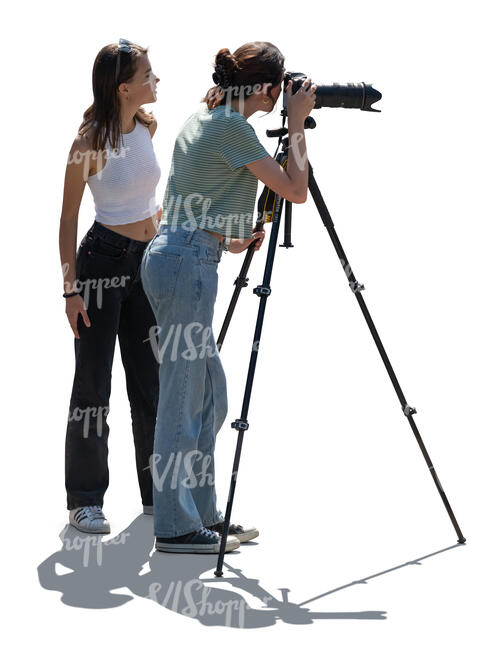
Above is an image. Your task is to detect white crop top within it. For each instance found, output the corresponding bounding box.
[86,119,161,226]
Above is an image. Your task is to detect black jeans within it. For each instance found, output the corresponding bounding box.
[65,220,159,510]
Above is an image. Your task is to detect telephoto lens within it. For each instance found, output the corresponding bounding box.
[285,71,382,112]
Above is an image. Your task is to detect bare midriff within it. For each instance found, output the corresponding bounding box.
[99,213,161,242]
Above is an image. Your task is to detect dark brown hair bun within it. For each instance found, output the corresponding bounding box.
[203,41,285,111]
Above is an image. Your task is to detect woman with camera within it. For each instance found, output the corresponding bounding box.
[59,39,161,533]
[140,41,317,553]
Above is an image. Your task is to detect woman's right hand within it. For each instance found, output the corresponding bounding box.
[66,294,91,339]
[285,77,317,122]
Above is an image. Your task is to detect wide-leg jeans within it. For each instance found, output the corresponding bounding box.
[65,220,159,510]
[140,223,228,537]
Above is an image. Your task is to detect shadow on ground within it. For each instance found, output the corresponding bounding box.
[37,514,462,627]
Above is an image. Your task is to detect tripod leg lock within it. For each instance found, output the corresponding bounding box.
[253,285,271,297]
[234,276,249,288]
[231,418,249,431]
[349,281,365,293]
[403,404,417,416]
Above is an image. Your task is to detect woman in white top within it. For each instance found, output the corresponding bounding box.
[59,39,161,534]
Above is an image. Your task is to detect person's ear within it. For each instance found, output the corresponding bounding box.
[117,82,129,100]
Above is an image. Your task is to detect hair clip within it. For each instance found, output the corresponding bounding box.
[118,38,133,53]
[212,64,230,89]
[115,38,134,83]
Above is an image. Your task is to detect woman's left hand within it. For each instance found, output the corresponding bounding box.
[228,227,266,254]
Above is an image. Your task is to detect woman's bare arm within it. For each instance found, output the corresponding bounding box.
[59,134,92,337]
[246,78,316,204]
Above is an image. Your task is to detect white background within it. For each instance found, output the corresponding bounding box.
[3,0,494,646]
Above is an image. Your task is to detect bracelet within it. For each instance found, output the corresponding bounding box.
[63,290,80,298]
[222,236,232,252]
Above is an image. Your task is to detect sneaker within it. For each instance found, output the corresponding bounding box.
[155,526,240,554]
[69,505,110,534]
[142,505,153,515]
[207,521,259,543]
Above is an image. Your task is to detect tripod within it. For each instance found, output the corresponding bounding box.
[214,118,466,578]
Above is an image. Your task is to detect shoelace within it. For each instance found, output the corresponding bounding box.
[199,527,219,541]
[77,505,105,521]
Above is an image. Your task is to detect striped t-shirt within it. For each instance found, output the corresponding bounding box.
[160,102,271,239]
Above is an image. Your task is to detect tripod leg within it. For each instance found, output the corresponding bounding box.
[217,211,267,352]
[308,162,465,544]
[217,253,253,353]
[215,200,285,577]
[214,430,246,576]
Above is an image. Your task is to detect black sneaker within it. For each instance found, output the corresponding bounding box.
[155,526,240,554]
[207,521,259,543]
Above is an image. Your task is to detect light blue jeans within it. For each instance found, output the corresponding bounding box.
[140,223,228,537]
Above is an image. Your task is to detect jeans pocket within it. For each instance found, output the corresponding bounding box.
[88,235,126,259]
[203,249,221,265]
[142,250,183,300]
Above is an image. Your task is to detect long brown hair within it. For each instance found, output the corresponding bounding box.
[202,41,285,113]
[78,42,154,152]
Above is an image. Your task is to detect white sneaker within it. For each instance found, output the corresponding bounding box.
[69,505,111,534]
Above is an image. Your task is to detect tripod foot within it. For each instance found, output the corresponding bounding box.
[457,537,466,544]
[214,570,224,577]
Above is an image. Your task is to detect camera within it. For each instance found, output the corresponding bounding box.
[284,71,382,112]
